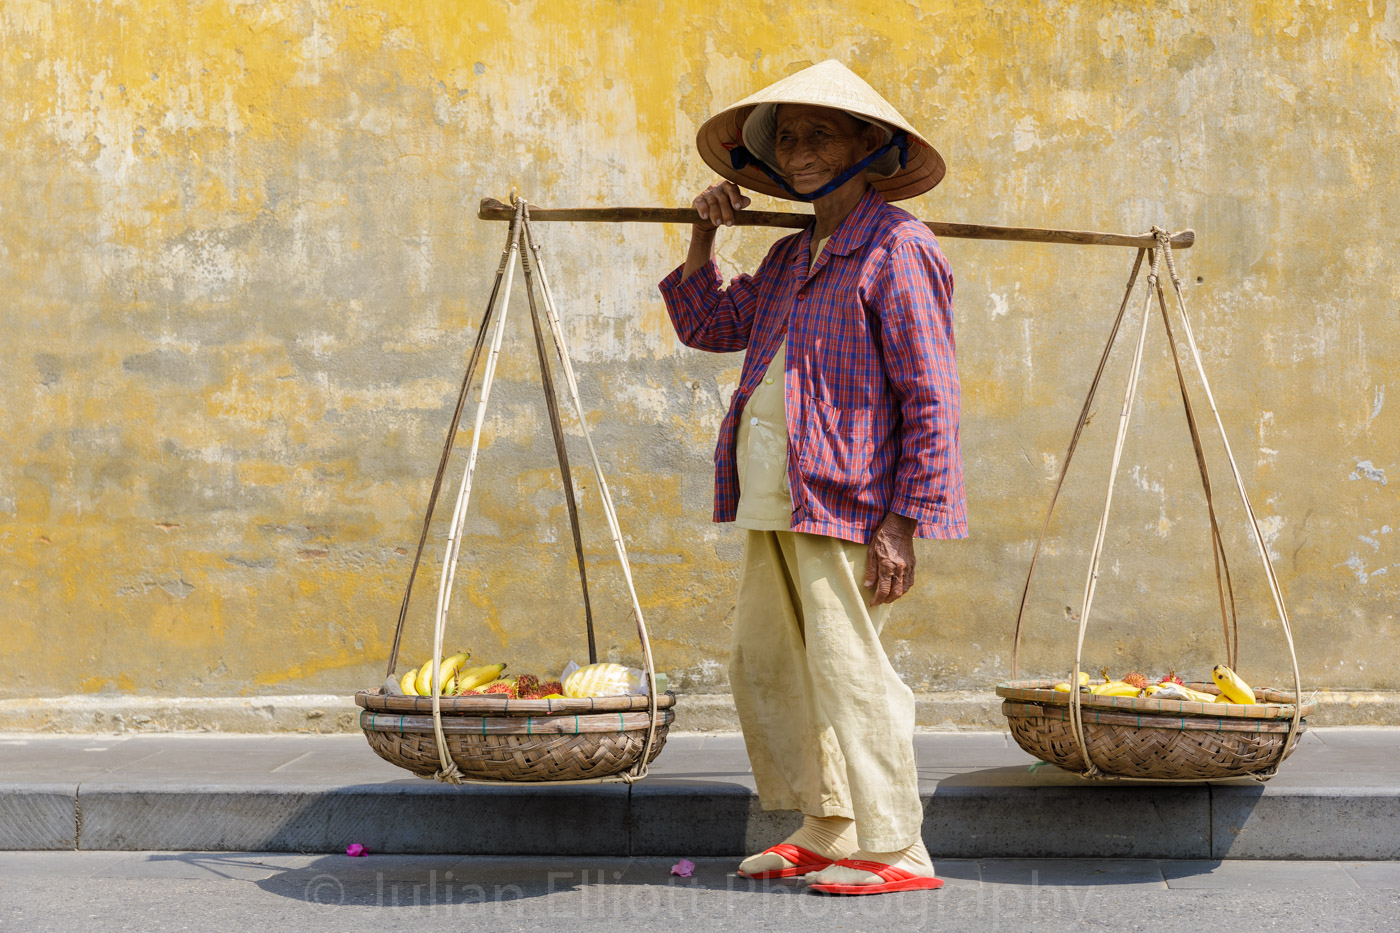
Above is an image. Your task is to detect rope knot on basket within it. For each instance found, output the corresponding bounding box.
[1151,225,1186,289]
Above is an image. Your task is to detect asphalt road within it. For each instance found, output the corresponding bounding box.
[2,852,1398,932]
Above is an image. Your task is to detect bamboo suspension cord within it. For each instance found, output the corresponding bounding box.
[1152,269,1239,671]
[1152,228,1303,775]
[384,213,516,680]
[1010,248,1145,679]
[427,200,525,783]
[477,198,1194,250]
[1065,248,1160,779]
[1010,229,1305,783]
[380,197,665,786]
[521,205,660,780]
[518,212,597,665]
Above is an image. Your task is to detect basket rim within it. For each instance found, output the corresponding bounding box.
[994,679,1316,720]
[355,687,676,716]
[360,707,674,736]
[1001,699,1307,735]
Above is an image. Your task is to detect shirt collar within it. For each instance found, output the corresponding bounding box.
[817,185,886,257]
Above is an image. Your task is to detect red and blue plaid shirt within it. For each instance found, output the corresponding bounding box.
[659,185,967,544]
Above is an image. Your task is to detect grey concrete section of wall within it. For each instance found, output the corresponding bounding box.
[630,785,802,858]
[0,784,76,850]
[2,689,1396,734]
[76,784,632,855]
[1209,728,1400,859]
[920,783,1212,860]
[628,735,795,857]
[1212,787,1400,860]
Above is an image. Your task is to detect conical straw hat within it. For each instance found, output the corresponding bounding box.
[695,60,945,202]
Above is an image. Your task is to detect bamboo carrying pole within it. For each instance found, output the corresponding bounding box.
[478,198,1194,250]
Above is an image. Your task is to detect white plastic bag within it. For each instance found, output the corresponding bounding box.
[557,658,649,694]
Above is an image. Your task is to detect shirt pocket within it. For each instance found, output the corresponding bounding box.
[797,396,875,493]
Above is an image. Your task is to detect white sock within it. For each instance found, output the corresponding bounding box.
[806,838,936,885]
[738,814,858,875]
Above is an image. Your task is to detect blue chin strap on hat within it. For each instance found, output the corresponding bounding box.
[729,131,910,202]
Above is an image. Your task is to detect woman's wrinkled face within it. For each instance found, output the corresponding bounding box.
[772,104,883,195]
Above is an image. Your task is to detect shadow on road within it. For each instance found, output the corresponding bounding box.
[250,854,832,907]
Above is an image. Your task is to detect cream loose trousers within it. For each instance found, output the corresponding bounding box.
[729,529,925,852]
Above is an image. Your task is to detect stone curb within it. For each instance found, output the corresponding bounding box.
[2,728,1398,859]
[0,778,1394,859]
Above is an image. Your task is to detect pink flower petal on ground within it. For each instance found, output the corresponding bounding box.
[345,843,367,857]
[670,858,695,877]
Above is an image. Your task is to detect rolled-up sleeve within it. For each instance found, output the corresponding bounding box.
[869,238,967,537]
[659,241,789,353]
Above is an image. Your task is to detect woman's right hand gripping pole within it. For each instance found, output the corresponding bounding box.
[683,181,752,281]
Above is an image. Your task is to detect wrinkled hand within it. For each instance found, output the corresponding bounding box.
[864,512,917,605]
[692,180,751,232]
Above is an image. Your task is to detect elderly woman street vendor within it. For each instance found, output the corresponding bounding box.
[657,60,967,896]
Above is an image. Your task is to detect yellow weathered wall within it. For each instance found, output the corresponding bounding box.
[1,1,1396,704]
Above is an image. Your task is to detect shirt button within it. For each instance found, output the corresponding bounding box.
[750,417,759,426]
[764,377,774,385]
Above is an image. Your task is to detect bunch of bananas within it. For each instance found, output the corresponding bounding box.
[389,651,507,697]
[385,651,569,699]
[1048,664,1257,704]
[384,656,659,701]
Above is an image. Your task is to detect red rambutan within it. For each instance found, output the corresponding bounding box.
[511,674,541,699]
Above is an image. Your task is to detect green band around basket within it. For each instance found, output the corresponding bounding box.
[1001,699,1306,734]
[358,708,672,736]
[993,679,1314,720]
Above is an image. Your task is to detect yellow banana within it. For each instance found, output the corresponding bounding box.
[455,663,507,693]
[415,650,471,696]
[399,670,420,696]
[1055,672,1089,691]
[1212,665,1256,704]
[1090,682,1142,697]
[443,652,474,694]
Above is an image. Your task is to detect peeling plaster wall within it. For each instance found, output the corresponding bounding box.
[1,1,1396,701]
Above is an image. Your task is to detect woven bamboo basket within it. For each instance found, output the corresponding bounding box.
[1003,237,1309,783]
[356,691,676,781]
[361,201,671,786]
[995,681,1315,779]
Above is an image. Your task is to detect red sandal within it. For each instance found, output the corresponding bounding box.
[807,857,945,895]
[736,843,839,879]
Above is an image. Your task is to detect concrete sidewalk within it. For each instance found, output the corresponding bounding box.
[2,728,1397,859]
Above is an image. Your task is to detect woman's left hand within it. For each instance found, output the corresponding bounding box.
[864,512,917,605]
